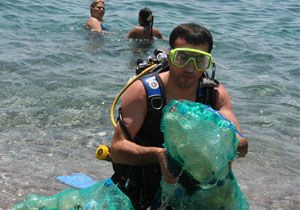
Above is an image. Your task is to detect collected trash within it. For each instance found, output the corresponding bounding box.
[160,100,249,209]
[12,178,134,210]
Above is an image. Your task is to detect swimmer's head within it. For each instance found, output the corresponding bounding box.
[138,7,153,26]
[90,0,105,19]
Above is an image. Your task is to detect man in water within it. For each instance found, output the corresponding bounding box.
[86,0,107,33]
[128,7,163,40]
[111,23,248,209]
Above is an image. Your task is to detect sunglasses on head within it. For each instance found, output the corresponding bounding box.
[169,48,213,72]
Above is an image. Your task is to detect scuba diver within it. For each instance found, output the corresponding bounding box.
[110,23,248,209]
[128,7,163,40]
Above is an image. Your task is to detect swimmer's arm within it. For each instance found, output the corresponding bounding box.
[153,28,163,39]
[86,18,103,33]
[216,85,248,157]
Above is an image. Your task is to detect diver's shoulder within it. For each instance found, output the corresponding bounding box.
[123,80,145,99]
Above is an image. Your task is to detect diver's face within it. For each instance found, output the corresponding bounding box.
[169,38,209,89]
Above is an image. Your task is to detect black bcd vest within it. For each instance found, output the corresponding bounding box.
[112,73,219,209]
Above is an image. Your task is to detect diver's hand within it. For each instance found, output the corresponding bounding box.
[237,136,248,157]
[157,148,177,183]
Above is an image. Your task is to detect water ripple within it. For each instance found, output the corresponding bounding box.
[0,0,300,209]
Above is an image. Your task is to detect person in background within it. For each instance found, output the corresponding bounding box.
[111,23,248,209]
[128,7,163,40]
[86,0,108,32]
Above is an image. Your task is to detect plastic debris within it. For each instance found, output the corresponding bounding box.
[160,100,249,210]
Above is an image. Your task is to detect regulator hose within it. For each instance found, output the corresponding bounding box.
[110,64,158,127]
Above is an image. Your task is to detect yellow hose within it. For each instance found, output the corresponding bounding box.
[110,64,158,127]
[96,64,159,161]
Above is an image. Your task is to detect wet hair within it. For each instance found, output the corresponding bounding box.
[169,23,213,53]
[139,7,153,26]
[139,7,154,38]
[90,0,104,14]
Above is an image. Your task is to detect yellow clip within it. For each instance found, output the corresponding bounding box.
[95,145,110,161]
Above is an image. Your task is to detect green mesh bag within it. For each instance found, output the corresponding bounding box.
[160,100,249,210]
[12,179,134,210]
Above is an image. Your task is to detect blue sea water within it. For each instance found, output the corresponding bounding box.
[0,0,299,209]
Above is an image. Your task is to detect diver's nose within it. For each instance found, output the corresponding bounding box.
[183,60,196,73]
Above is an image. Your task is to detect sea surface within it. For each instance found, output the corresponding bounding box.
[0,0,299,209]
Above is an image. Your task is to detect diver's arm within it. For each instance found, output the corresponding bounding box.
[110,80,176,183]
[110,81,162,163]
[110,80,153,164]
[215,84,248,157]
[111,123,163,164]
[111,124,176,183]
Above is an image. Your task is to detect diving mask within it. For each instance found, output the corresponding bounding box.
[169,48,213,72]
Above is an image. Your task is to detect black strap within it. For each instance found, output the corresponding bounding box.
[141,74,166,112]
[197,77,219,109]
[117,108,132,140]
